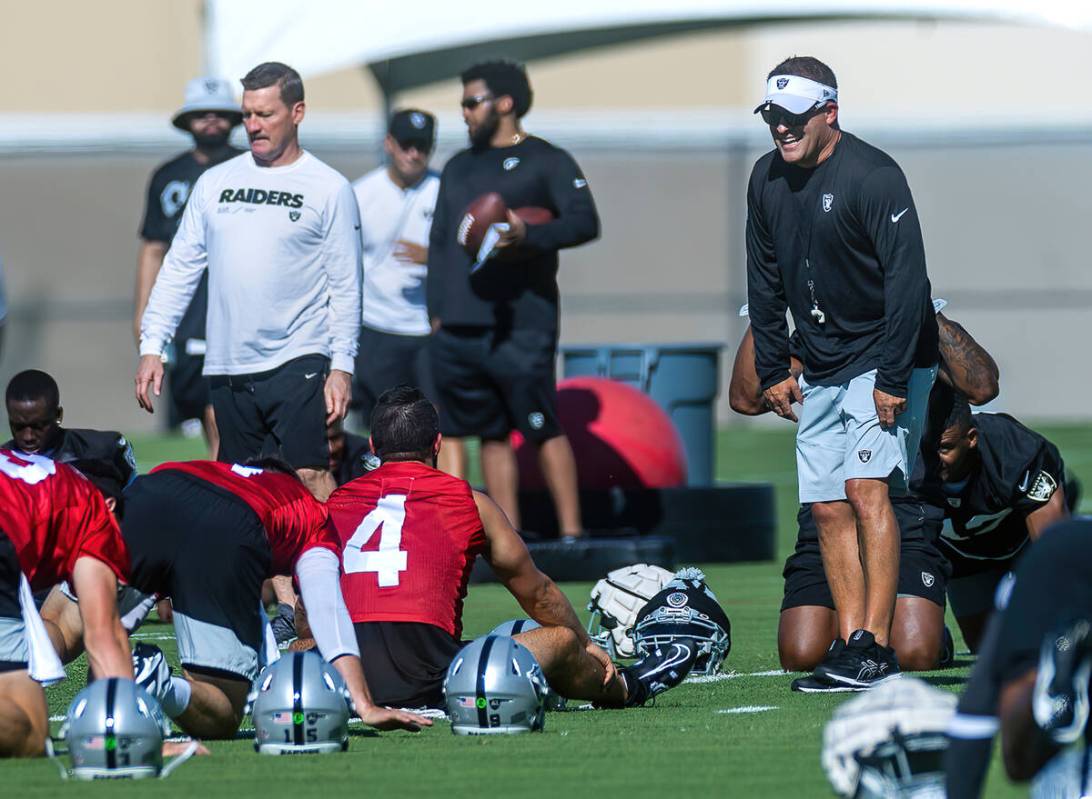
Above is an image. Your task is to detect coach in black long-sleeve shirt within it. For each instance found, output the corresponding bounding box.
[427,60,598,538]
[744,57,939,694]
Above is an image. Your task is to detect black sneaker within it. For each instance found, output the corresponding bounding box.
[621,638,700,706]
[790,673,862,693]
[814,629,901,689]
[270,603,296,646]
[132,642,172,703]
[1032,619,1092,744]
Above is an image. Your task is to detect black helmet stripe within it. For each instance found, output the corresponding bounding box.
[512,620,527,634]
[104,677,118,770]
[292,652,305,746]
[476,635,497,728]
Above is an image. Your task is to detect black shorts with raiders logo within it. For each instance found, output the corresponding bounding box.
[430,325,561,443]
[781,498,950,611]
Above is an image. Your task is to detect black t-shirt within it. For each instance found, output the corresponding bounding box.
[426,136,599,332]
[2,427,137,486]
[746,132,938,397]
[915,412,1065,561]
[140,148,243,343]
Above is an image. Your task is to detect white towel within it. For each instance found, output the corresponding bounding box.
[19,574,65,685]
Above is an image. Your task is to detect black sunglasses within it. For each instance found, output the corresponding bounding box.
[395,139,432,153]
[461,93,493,110]
[759,103,827,128]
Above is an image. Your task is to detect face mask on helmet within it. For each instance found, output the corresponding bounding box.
[248,650,351,755]
[54,677,196,780]
[822,677,956,799]
[586,563,675,659]
[443,635,547,735]
[487,619,565,710]
[631,568,732,676]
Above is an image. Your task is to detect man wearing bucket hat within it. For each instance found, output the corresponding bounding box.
[745,56,939,692]
[133,77,244,455]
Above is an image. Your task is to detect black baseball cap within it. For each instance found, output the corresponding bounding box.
[388,109,436,150]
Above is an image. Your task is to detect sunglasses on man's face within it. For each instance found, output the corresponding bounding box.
[460,94,493,110]
[760,104,826,129]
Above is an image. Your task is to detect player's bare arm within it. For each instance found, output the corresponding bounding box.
[763,375,804,423]
[1025,485,1068,541]
[134,241,168,343]
[730,325,803,416]
[999,668,1058,781]
[936,312,1000,405]
[70,556,133,680]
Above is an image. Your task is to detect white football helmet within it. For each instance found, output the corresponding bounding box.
[822,677,956,798]
[587,563,674,659]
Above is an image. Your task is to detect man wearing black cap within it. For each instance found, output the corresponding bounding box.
[745,56,939,692]
[133,77,244,455]
[351,113,441,418]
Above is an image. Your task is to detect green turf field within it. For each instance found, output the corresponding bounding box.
[7,423,1090,796]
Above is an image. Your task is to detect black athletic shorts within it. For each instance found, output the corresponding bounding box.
[0,530,27,672]
[430,325,561,443]
[209,354,329,469]
[124,471,272,680]
[352,325,437,428]
[354,621,464,709]
[781,499,950,612]
[167,340,210,424]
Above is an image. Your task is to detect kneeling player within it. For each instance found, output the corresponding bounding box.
[328,386,698,710]
[45,457,429,739]
[0,450,133,757]
[779,499,950,674]
[916,390,1072,652]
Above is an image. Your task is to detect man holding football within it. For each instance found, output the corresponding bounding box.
[426,59,598,536]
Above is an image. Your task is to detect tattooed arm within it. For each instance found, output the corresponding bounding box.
[936,312,1000,405]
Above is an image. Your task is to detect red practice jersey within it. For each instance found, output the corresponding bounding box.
[152,461,339,574]
[0,449,128,590]
[328,461,485,638]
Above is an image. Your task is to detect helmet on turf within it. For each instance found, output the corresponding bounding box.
[443,635,547,735]
[822,677,956,798]
[59,678,169,780]
[587,563,675,659]
[249,650,351,755]
[631,567,731,676]
[488,619,566,711]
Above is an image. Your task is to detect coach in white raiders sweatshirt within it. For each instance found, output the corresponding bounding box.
[136,62,361,501]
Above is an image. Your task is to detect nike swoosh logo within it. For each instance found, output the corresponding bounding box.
[1018,471,1031,492]
[304,372,319,380]
[891,208,909,223]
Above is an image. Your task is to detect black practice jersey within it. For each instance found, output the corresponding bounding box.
[426,136,599,332]
[2,427,137,486]
[915,413,1065,562]
[746,132,938,397]
[945,520,1092,798]
[139,147,243,343]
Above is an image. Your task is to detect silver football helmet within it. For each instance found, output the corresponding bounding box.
[587,563,675,659]
[822,677,956,799]
[59,678,169,780]
[443,635,547,735]
[631,568,731,676]
[488,619,566,711]
[249,650,351,755]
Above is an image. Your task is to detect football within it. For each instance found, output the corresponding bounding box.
[457,192,508,257]
[457,193,555,258]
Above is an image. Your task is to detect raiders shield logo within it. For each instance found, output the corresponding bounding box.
[822,193,834,213]
[858,449,872,464]
[921,572,935,588]
[1026,470,1058,502]
[289,211,301,222]
[776,77,789,90]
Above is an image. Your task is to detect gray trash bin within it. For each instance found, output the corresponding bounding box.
[561,343,723,486]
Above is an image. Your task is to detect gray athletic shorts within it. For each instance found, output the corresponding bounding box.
[796,366,937,504]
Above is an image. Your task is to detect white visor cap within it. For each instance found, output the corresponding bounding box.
[755,75,838,115]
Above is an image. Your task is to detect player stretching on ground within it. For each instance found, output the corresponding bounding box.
[746,56,939,690]
[44,458,429,739]
[326,386,697,709]
[0,450,133,757]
